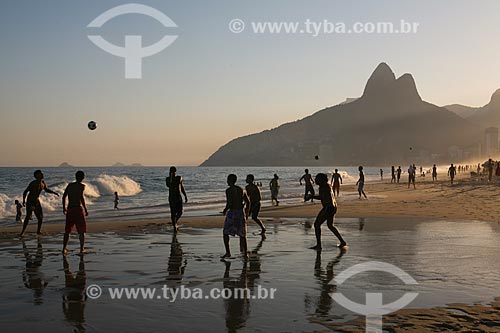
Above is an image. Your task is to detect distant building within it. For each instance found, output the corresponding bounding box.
[484,127,499,157]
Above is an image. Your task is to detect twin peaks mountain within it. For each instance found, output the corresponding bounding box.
[201,63,482,166]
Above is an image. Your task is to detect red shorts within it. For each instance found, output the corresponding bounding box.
[65,207,86,234]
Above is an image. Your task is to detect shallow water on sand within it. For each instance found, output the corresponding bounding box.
[1,218,500,332]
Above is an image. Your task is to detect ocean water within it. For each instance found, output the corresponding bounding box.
[0,166,385,225]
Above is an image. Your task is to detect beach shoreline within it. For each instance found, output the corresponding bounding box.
[2,172,498,239]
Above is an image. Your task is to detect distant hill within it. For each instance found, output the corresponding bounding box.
[444,89,500,127]
[58,162,74,168]
[112,162,126,167]
[201,63,481,166]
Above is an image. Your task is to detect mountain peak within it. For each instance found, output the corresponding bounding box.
[362,62,396,97]
[490,88,500,107]
[393,73,421,102]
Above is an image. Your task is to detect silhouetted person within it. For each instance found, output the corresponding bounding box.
[20,170,59,237]
[331,169,342,197]
[62,256,87,331]
[245,174,266,234]
[397,166,402,183]
[62,171,89,255]
[488,159,494,182]
[477,163,481,176]
[357,166,367,199]
[310,173,347,250]
[448,163,457,185]
[22,239,47,305]
[166,166,188,232]
[380,168,383,181]
[221,174,250,260]
[269,174,280,206]
[432,164,437,182]
[300,169,315,202]
[15,199,23,223]
[113,192,119,210]
[391,166,396,183]
[408,164,416,189]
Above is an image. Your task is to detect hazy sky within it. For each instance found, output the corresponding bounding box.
[1,0,500,166]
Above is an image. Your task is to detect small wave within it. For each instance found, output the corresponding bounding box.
[94,174,142,196]
[0,193,16,219]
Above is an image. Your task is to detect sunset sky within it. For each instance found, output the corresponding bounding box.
[1,0,500,166]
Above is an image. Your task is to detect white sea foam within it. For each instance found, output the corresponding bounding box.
[94,174,142,196]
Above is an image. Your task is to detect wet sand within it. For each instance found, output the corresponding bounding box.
[2,218,500,332]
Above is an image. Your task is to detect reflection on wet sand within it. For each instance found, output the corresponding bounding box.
[167,233,186,287]
[223,235,266,333]
[306,248,346,317]
[22,239,47,305]
[62,256,87,332]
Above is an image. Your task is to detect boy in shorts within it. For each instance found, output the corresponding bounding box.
[62,171,88,255]
[221,174,250,260]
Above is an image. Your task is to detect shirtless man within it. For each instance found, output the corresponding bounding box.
[245,174,266,235]
[331,169,342,197]
[166,167,188,232]
[300,169,315,202]
[20,170,59,237]
[62,171,88,255]
[310,173,347,250]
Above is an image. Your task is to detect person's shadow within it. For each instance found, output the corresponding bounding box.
[22,239,47,305]
[62,256,87,332]
[166,233,186,287]
[222,235,266,332]
[306,248,346,317]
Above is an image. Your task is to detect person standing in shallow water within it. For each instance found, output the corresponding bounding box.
[397,166,402,183]
[62,171,88,255]
[245,174,266,235]
[113,192,119,210]
[20,170,59,237]
[166,167,188,232]
[269,174,280,206]
[356,166,367,199]
[331,169,342,197]
[310,173,347,250]
[221,174,250,260]
[300,169,315,202]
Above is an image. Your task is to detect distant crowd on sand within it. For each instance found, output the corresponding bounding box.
[13,159,499,258]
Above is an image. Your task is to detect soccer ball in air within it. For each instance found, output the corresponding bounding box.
[88,121,97,130]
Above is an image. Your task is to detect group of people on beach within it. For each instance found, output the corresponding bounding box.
[17,166,349,258]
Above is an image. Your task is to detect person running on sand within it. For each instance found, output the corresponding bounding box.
[20,170,59,237]
[300,169,315,202]
[166,166,188,232]
[269,174,280,206]
[245,174,266,235]
[221,174,250,260]
[113,192,119,210]
[62,171,88,255]
[448,164,457,185]
[331,169,342,197]
[15,200,23,223]
[432,164,438,182]
[309,173,347,250]
[356,166,367,199]
[397,166,402,183]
